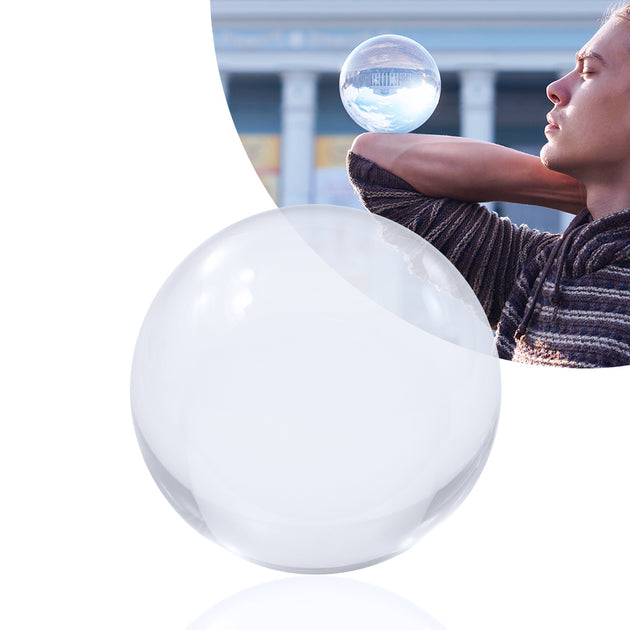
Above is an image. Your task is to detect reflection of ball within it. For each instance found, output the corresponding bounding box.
[131,204,500,574]
[187,578,446,630]
[339,34,441,133]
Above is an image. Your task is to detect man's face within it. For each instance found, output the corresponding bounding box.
[540,17,630,184]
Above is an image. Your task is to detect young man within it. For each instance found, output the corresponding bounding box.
[347,5,630,368]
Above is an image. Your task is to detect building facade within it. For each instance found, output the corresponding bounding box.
[211,0,612,232]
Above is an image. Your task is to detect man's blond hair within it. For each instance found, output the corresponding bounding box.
[605,2,630,23]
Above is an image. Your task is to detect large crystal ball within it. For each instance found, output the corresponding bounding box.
[130,204,500,573]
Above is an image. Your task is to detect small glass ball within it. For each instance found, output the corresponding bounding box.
[339,34,441,133]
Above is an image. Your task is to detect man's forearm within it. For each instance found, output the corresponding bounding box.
[350,133,586,214]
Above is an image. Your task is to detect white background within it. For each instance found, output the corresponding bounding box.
[1,2,629,629]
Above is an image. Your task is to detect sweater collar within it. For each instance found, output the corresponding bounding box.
[515,207,630,340]
[566,207,630,277]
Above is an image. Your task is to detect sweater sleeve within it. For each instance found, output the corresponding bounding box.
[347,150,557,328]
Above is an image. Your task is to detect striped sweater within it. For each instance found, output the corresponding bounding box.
[347,151,630,368]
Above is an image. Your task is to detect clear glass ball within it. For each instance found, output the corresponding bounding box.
[130,204,500,573]
[339,34,441,133]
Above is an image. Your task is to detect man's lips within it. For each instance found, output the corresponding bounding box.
[545,114,560,134]
[545,114,560,132]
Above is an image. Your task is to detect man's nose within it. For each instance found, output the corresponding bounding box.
[546,74,570,105]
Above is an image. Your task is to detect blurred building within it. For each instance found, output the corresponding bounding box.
[211,0,611,232]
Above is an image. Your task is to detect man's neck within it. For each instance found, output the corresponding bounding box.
[585,184,630,221]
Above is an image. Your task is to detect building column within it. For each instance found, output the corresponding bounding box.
[280,71,317,206]
[459,70,497,210]
[459,69,497,143]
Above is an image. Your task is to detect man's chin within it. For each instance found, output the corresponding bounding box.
[540,143,553,168]
[540,144,567,174]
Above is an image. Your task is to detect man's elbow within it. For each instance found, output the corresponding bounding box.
[349,132,421,175]
[350,132,380,159]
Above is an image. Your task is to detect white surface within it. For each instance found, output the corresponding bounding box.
[1,1,629,629]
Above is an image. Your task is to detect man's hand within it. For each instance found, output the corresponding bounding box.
[351,133,586,214]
